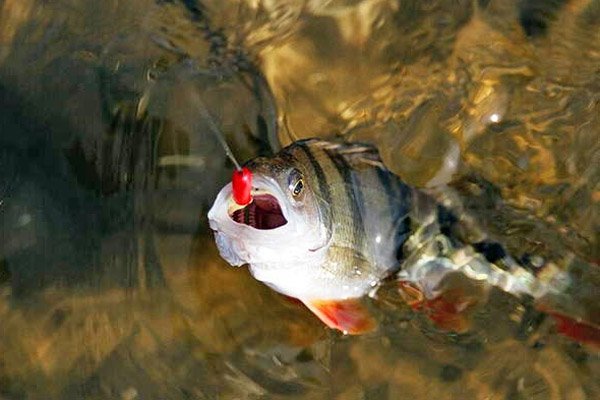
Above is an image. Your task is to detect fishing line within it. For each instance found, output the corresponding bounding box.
[193,93,242,171]
[281,96,299,143]
[191,91,253,205]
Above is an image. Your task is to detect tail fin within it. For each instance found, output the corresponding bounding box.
[398,235,600,346]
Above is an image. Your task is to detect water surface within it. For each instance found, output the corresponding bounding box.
[0,1,598,399]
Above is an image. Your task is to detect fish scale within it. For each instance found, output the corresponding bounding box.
[297,142,357,254]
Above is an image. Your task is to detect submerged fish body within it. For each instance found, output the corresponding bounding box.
[208,139,578,335]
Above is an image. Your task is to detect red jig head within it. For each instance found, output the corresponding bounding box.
[232,167,253,205]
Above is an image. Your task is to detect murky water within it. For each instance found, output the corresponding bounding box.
[0,0,598,399]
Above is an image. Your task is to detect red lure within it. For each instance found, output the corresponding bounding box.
[232,167,253,205]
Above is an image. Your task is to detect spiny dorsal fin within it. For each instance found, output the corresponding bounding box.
[306,139,386,171]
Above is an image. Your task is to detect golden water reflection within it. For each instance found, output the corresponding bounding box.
[0,0,598,399]
[2,234,598,398]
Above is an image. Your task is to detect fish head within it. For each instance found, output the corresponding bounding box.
[207,147,332,280]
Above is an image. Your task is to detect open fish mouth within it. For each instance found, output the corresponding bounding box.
[229,194,287,230]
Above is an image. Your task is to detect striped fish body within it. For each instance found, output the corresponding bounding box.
[258,139,414,293]
[208,139,588,338]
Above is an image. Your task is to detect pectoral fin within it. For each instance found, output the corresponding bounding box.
[398,280,480,333]
[420,289,479,333]
[303,298,376,335]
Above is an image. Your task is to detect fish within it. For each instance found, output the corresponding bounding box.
[207,139,597,339]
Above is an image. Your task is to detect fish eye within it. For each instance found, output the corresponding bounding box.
[292,179,304,197]
[288,169,304,197]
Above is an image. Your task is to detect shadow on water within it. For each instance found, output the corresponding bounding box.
[0,0,599,399]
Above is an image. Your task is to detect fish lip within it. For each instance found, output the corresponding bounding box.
[208,175,292,235]
[229,175,289,230]
[228,192,288,230]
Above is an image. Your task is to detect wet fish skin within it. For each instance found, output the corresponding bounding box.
[208,139,577,335]
[276,141,406,283]
[261,139,414,285]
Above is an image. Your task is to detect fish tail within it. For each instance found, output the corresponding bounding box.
[398,238,555,302]
[467,240,571,299]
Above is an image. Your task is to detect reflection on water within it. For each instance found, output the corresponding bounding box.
[0,0,598,399]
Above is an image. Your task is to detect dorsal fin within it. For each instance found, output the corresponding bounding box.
[300,139,385,170]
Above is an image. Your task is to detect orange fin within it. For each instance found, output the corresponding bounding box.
[303,298,376,335]
[421,290,476,333]
[548,312,600,348]
[398,280,425,307]
[398,280,478,333]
